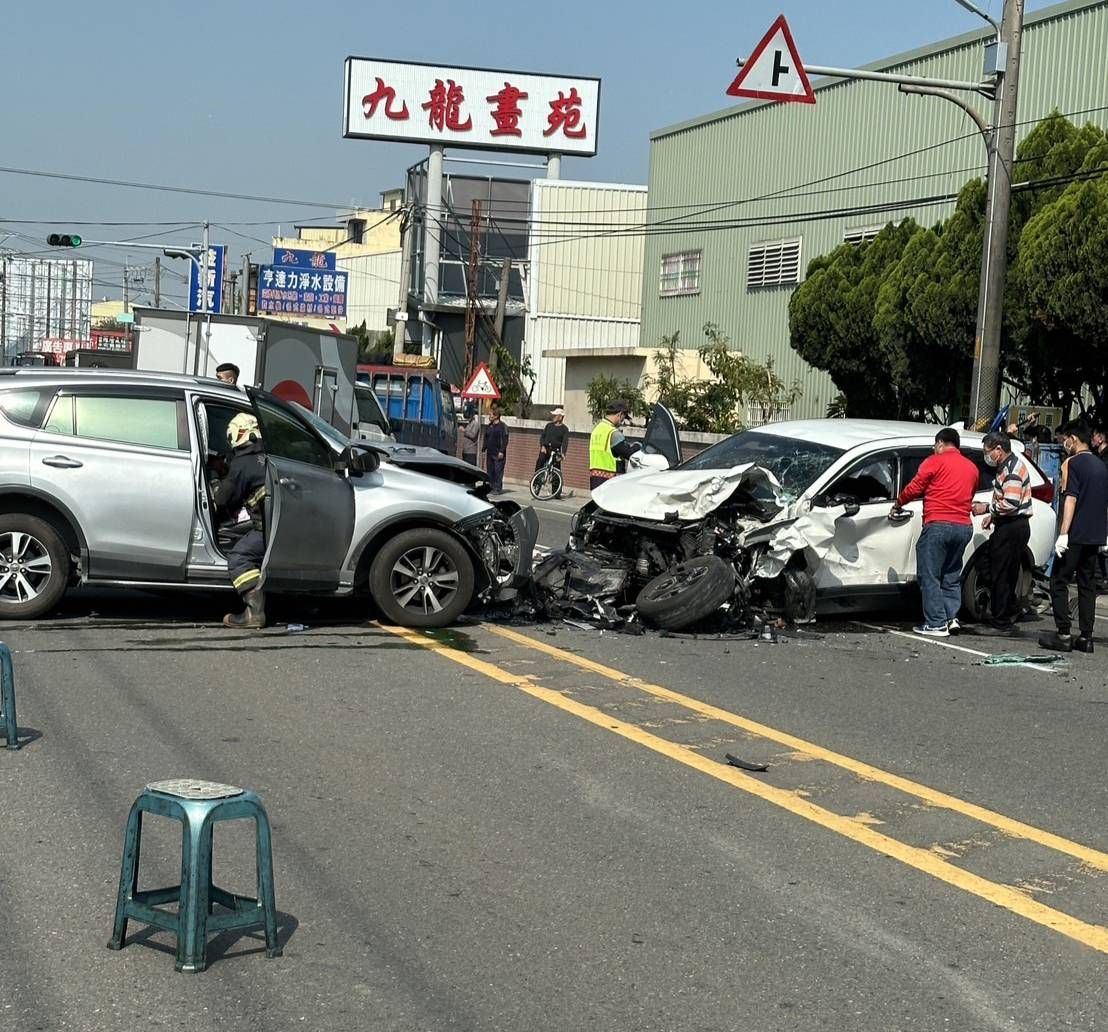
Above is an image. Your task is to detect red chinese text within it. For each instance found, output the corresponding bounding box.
[543,87,587,139]
[486,82,528,137]
[422,79,473,132]
[362,77,410,121]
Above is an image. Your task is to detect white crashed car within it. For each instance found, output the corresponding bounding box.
[569,408,1056,628]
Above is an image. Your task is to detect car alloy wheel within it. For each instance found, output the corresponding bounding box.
[0,531,54,606]
[390,545,461,615]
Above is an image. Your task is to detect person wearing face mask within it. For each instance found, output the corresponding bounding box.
[1039,420,1108,653]
[970,431,1032,635]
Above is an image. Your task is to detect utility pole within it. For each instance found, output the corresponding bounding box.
[0,256,7,359]
[967,0,1024,428]
[123,264,130,314]
[393,209,414,359]
[462,198,482,383]
[154,256,161,308]
[421,144,444,359]
[489,257,512,378]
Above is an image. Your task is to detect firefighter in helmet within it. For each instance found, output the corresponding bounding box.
[214,412,268,629]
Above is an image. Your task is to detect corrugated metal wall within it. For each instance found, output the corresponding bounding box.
[525,180,647,406]
[641,0,1108,419]
[339,250,402,333]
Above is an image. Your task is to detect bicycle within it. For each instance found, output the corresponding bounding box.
[529,449,564,500]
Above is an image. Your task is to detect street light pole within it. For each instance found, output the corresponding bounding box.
[967,0,1024,428]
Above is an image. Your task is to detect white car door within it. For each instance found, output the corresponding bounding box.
[810,449,916,595]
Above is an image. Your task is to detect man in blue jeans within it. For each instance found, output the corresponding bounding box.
[894,427,980,637]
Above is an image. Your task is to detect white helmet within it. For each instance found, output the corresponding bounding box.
[226,412,261,450]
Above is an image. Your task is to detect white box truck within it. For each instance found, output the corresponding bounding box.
[130,308,360,435]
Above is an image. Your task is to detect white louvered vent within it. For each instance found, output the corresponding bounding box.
[746,238,801,288]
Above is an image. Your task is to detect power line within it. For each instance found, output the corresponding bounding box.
[0,164,369,210]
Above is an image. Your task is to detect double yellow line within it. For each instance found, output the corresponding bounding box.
[380,622,1108,955]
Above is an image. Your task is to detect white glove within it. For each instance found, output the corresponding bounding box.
[1054,533,1069,558]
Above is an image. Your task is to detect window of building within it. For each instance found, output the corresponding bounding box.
[843,225,883,246]
[348,219,366,244]
[746,238,802,289]
[659,250,702,296]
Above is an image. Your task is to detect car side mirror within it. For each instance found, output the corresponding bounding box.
[841,501,861,518]
[343,445,380,475]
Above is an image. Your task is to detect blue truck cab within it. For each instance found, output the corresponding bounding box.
[357,364,459,455]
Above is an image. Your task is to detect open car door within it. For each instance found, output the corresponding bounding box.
[641,403,682,469]
[250,392,355,592]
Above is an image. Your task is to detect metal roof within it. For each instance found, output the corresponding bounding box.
[651,0,1108,141]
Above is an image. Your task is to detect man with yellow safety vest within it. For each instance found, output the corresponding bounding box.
[589,400,641,492]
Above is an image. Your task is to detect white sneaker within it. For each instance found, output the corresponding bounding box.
[913,624,950,638]
[947,618,961,634]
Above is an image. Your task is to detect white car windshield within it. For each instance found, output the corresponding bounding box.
[681,430,845,497]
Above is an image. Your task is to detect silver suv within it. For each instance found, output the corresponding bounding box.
[0,368,536,627]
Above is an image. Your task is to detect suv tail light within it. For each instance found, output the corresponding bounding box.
[1031,481,1054,505]
[1024,454,1055,505]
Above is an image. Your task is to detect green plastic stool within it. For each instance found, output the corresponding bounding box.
[0,642,19,750]
[108,778,281,973]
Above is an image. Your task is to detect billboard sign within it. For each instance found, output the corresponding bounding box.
[189,245,225,314]
[257,265,348,319]
[343,58,600,156]
[273,247,337,272]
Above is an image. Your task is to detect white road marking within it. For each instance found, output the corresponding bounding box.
[854,622,1057,673]
[534,505,574,518]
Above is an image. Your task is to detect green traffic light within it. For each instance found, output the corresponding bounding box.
[46,233,82,247]
[70,234,82,247]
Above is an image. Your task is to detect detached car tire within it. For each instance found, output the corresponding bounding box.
[636,556,736,631]
[0,514,70,620]
[370,527,476,629]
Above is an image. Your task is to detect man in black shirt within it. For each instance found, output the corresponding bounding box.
[1040,420,1108,653]
[535,407,569,472]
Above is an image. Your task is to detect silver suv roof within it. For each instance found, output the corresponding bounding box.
[0,367,244,398]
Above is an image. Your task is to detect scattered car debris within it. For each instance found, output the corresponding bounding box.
[980,653,1068,667]
[725,754,769,772]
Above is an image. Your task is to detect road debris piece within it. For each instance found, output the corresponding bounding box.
[980,653,1068,667]
[725,754,769,772]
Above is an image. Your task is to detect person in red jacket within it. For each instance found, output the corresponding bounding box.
[893,427,980,637]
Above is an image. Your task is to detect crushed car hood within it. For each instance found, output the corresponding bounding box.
[592,464,783,521]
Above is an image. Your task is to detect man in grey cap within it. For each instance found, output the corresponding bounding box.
[535,406,570,472]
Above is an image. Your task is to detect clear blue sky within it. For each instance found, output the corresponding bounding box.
[1,0,1052,302]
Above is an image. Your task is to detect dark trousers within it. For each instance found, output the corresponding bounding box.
[228,529,265,596]
[486,455,505,492]
[462,451,478,468]
[535,451,562,472]
[988,517,1030,626]
[1051,542,1099,638]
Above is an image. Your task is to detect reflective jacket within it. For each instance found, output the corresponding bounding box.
[589,420,618,473]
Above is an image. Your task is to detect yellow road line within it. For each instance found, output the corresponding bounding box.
[381,623,1108,956]
[485,624,1108,874]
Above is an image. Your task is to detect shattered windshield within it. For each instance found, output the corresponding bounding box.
[680,431,845,498]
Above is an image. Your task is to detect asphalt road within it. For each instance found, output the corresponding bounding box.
[1,505,1105,1032]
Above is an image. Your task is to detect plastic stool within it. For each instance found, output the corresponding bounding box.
[108,778,281,973]
[0,642,18,750]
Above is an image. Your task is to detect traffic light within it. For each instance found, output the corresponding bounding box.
[47,233,82,247]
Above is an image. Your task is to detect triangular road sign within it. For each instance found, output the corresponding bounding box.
[461,362,501,400]
[727,14,815,105]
